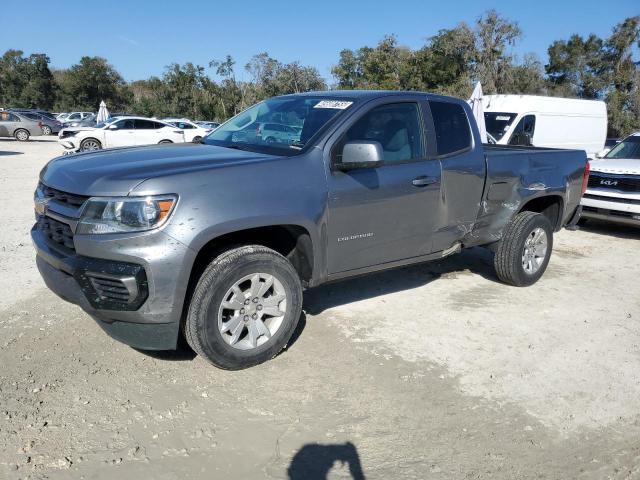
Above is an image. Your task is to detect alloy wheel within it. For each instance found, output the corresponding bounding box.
[217,273,287,350]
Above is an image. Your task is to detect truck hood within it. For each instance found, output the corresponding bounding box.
[590,158,640,176]
[40,143,276,196]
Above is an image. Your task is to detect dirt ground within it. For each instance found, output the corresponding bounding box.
[1,137,639,480]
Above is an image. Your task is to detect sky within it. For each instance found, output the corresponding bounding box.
[1,0,638,83]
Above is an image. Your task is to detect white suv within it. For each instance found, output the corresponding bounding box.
[58,117,186,153]
[581,132,640,227]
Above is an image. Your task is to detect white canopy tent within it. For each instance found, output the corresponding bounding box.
[468,82,488,144]
[96,100,110,124]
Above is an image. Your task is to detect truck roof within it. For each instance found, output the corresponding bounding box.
[282,90,461,102]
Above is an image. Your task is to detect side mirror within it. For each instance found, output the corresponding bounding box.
[510,132,532,147]
[335,141,384,171]
[107,124,118,130]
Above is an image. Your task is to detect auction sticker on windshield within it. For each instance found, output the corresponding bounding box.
[314,100,353,109]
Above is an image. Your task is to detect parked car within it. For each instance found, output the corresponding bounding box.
[231,122,301,145]
[16,111,63,135]
[483,95,607,159]
[58,116,185,152]
[66,113,98,128]
[33,91,588,369]
[56,113,70,122]
[163,118,212,142]
[580,132,640,227]
[61,112,94,126]
[0,111,43,140]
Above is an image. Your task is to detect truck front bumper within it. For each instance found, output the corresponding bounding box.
[31,225,196,350]
[581,192,640,227]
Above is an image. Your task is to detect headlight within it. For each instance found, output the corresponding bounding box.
[77,195,177,234]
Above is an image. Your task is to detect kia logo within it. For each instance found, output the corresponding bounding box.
[600,179,618,186]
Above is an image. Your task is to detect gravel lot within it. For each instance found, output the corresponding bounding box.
[1,138,639,479]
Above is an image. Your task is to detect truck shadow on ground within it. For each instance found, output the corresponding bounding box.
[579,220,640,240]
[303,246,496,315]
[287,442,365,480]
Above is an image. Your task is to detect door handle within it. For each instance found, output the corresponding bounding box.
[412,176,436,187]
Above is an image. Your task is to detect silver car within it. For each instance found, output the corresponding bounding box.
[0,111,43,141]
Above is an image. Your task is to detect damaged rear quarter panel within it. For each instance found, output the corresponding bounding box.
[465,147,586,246]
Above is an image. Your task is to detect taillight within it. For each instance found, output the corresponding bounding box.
[38,121,43,128]
[256,124,262,136]
[581,160,590,195]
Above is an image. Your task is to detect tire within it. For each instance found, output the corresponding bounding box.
[494,211,553,287]
[14,129,29,141]
[192,136,202,143]
[265,136,276,145]
[185,245,303,370]
[80,138,102,151]
[41,125,52,136]
[159,140,173,144]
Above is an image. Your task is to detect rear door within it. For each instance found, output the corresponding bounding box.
[134,119,163,145]
[325,98,442,273]
[428,100,486,252]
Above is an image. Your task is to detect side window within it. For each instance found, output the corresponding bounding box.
[134,119,156,129]
[0,112,15,122]
[115,119,134,129]
[336,103,424,163]
[508,115,536,145]
[429,101,472,156]
[179,122,193,129]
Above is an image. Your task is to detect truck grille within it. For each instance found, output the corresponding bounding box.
[40,183,88,207]
[37,216,75,251]
[587,173,640,193]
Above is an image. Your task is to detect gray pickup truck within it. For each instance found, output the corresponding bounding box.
[32,91,588,369]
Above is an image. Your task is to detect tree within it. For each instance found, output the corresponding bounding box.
[546,34,607,98]
[603,16,640,136]
[474,10,522,94]
[0,50,55,109]
[55,56,132,111]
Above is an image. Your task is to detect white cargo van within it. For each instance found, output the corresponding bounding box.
[483,95,607,159]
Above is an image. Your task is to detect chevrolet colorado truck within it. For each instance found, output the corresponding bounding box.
[581,132,640,226]
[32,91,589,369]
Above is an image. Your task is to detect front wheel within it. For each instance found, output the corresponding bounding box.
[494,211,553,287]
[80,138,102,151]
[14,129,29,141]
[185,245,303,370]
[158,140,173,144]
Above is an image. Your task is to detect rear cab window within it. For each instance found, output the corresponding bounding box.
[429,101,472,156]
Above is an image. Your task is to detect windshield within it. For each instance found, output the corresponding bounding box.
[605,136,640,159]
[484,112,517,141]
[204,96,355,155]
[95,117,118,129]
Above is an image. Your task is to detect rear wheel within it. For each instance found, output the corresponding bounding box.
[494,211,553,287]
[14,129,29,141]
[192,136,202,143]
[80,138,102,151]
[41,125,52,136]
[185,245,303,370]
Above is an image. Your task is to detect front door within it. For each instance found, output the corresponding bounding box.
[105,119,136,147]
[326,101,442,274]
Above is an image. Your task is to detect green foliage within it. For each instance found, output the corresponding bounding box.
[55,56,131,111]
[1,11,638,137]
[0,50,55,109]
